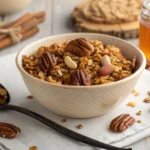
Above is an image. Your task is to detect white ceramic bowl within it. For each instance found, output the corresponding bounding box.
[16,33,146,118]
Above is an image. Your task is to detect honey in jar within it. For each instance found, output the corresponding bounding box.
[140,0,150,60]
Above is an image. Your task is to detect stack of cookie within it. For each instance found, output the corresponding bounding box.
[72,0,142,38]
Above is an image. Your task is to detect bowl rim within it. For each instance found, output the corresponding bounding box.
[16,33,146,89]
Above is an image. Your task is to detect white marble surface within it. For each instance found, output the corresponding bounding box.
[0,0,149,149]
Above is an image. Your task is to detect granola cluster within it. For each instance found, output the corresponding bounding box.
[22,38,136,86]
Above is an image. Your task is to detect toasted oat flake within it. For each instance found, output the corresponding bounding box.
[27,95,33,99]
[61,119,67,123]
[137,120,142,123]
[77,124,83,129]
[136,111,142,116]
[29,146,37,150]
[127,102,136,107]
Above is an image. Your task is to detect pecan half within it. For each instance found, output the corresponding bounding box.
[39,52,57,71]
[0,123,21,139]
[66,38,94,57]
[130,56,137,71]
[70,69,91,86]
[110,114,135,132]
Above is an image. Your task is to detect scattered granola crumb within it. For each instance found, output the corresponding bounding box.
[135,92,140,96]
[77,124,83,129]
[137,120,142,123]
[136,111,142,116]
[127,102,136,107]
[148,91,150,96]
[27,95,33,99]
[61,119,67,123]
[143,97,150,103]
[131,89,136,94]
[29,146,37,150]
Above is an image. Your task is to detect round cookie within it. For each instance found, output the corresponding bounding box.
[72,0,142,38]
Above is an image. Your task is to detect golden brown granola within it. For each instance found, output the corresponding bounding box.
[76,124,83,129]
[61,119,67,123]
[0,88,7,104]
[26,95,33,99]
[22,39,135,85]
[29,146,37,150]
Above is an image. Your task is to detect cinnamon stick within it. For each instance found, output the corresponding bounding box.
[33,11,45,19]
[33,11,46,24]
[20,18,38,33]
[0,27,39,49]
[0,13,33,40]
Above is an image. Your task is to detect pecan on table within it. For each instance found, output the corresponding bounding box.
[70,69,91,86]
[0,123,21,139]
[39,52,57,71]
[65,38,94,57]
[110,114,135,132]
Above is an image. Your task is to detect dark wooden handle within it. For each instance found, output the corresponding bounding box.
[0,104,132,150]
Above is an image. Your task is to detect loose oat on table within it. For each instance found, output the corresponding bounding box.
[61,119,67,123]
[135,92,140,97]
[22,38,136,86]
[136,111,142,116]
[0,87,7,104]
[26,95,33,99]
[29,146,37,150]
[131,89,136,94]
[137,120,142,123]
[77,124,83,129]
[127,102,136,107]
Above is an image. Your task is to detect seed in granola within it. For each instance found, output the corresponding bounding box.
[127,102,136,107]
[97,65,113,77]
[27,95,33,99]
[136,111,142,116]
[61,119,67,123]
[101,55,111,66]
[29,146,37,150]
[137,120,142,123]
[88,59,93,66]
[64,56,77,69]
[58,70,63,76]
[143,97,150,103]
[77,124,83,129]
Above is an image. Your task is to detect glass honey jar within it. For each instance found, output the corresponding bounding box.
[139,0,150,60]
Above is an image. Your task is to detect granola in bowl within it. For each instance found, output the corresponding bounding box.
[22,38,136,86]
